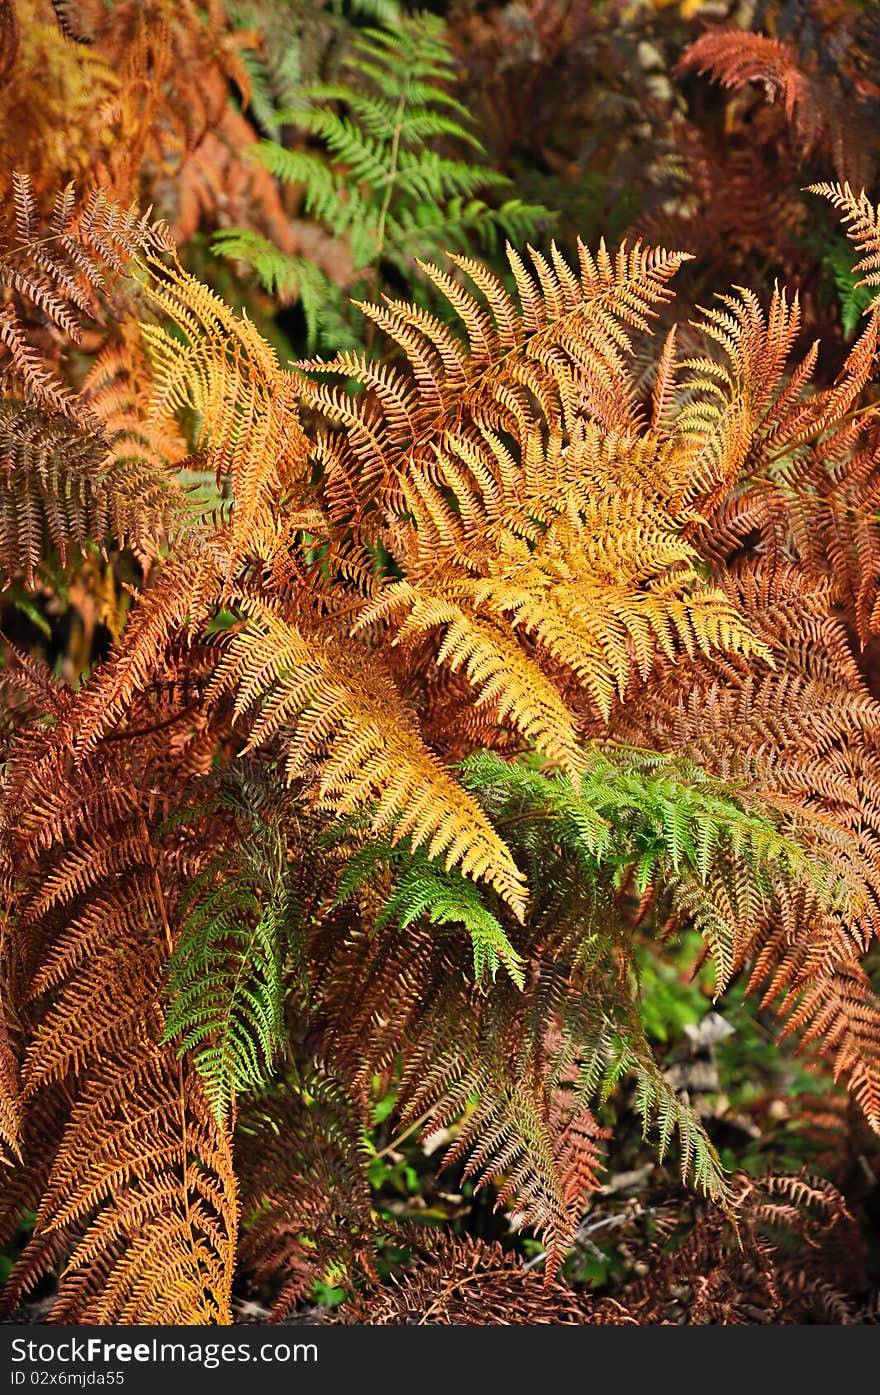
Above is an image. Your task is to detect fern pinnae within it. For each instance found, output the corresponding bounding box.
[218,14,549,347]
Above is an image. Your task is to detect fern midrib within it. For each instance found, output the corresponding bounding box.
[373,74,412,271]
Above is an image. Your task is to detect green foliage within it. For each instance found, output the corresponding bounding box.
[229,0,404,142]
[462,748,838,989]
[164,793,298,1123]
[818,229,875,335]
[635,943,708,1045]
[336,743,840,996]
[216,13,550,349]
[335,835,525,987]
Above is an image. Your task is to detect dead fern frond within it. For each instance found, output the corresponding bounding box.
[334,1235,629,1324]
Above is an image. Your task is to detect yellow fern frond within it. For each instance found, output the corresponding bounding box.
[372,422,770,724]
[205,602,528,917]
[137,252,308,559]
[809,182,880,293]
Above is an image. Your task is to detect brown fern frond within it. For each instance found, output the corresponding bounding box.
[597,562,880,1126]
[0,643,237,1322]
[334,1235,629,1324]
[768,954,880,1132]
[680,33,823,158]
[680,31,872,187]
[0,400,184,586]
[64,549,221,756]
[0,175,171,421]
[622,1171,866,1325]
[0,2,263,243]
[236,1066,376,1320]
[4,175,880,1325]
[311,916,619,1275]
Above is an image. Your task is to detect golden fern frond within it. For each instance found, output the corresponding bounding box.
[362,420,770,731]
[374,591,585,776]
[302,241,769,751]
[136,251,308,558]
[809,182,880,294]
[30,1049,237,1325]
[0,650,238,1323]
[0,911,20,1161]
[205,600,527,916]
[676,285,827,509]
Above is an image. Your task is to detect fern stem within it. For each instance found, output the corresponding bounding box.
[372,1102,438,1160]
[374,80,410,270]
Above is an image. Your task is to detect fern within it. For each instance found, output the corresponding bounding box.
[228,0,404,142]
[819,232,875,336]
[335,835,525,987]
[216,13,549,348]
[463,749,840,911]
[582,1016,728,1201]
[321,738,846,1235]
[809,182,880,301]
[4,176,880,1320]
[164,815,295,1125]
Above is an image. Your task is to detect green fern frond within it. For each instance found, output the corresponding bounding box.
[164,824,296,1124]
[585,1022,728,1200]
[336,836,525,987]
[210,230,355,352]
[216,13,550,346]
[820,233,875,336]
[461,748,845,992]
[463,748,831,881]
[331,740,841,999]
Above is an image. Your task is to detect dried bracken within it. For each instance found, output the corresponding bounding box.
[2,170,880,1323]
